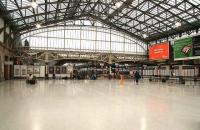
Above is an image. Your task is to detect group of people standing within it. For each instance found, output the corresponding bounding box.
[26,74,36,84]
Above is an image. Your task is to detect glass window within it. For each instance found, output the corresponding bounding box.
[21,20,147,54]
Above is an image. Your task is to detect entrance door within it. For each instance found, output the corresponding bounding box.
[4,56,9,80]
[0,55,2,80]
[4,65,9,80]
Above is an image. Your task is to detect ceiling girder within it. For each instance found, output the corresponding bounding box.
[105,0,134,21]
[89,14,145,42]
[1,0,200,42]
[146,21,200,42]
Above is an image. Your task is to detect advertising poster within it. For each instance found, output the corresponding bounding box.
[27,66,33,74]
[56,67,61,74]
[22,69,26,75]
[15,69,20,76]
[49,67,54,74]
[174,37,193,60]
[62,67,67,74]
[192,35,200,56]
[149,42,169,60]
[34,67,40,74]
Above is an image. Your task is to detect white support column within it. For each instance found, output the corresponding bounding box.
[109,54,112,75]
[95,26,97,52]
[154,66,158,76]
[179,65,183,77]
[165,65,170,76]
[45,64,48,75]
[195,66,199,77]
[109,27,112,53]
[45,52,49,63]
[64,26,66,51]
[80,26,82,51]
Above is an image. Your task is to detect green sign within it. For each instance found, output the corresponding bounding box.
[174,37,193,60]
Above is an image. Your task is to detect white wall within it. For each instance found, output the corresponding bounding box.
[40,66,45,77]
[27,65,33,75]
[21,65,27,77]
[14,65,46,78]
[33,66,40,77]
[14,65,21,77]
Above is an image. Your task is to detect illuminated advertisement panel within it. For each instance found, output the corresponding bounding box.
[192,35,200,56]
[174,37,193,60]
[149,42,169,60]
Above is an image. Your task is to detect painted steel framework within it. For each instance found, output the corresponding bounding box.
[15,49,147,64]
[0,0,200,42]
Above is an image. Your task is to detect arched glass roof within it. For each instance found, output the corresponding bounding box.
[21,19,146,54]
[0,0,200,42]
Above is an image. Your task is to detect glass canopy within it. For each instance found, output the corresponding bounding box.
[21,20,146,54]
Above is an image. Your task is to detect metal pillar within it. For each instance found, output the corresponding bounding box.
[108,54,112,75]
[44,52,49,63]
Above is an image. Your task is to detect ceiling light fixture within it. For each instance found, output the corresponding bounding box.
[143,34,148,38]
[175,22,181,28]
[30,1,38,8]
[115,2,122,8]
[36,24,41,28]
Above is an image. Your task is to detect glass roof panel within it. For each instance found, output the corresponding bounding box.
[188,0,200,5]
[168,0,184,6]
[1,0,200,42]
[12,11,21,19]
[139,1,155,12]
[170,8,182,14]
[187,18,197,22]
[6,0,17,10]
[178,2,192,9]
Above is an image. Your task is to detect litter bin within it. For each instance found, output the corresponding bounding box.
[45,74,49,80]
[179,77,185,84]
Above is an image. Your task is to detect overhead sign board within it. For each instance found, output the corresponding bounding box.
[149,42,169,61]
[174,36,200,60]
[174,37,193,60]
[192,35,200,56]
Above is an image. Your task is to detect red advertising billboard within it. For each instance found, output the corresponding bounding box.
[149,42,169,60]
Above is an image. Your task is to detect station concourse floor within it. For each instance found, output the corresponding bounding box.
[0,79,200,130]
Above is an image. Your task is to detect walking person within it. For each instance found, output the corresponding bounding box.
[134,71,141,85]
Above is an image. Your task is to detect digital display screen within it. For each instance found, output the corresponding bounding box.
[149,42,169,61]
[174,37,193,60]
[193,35,200,56]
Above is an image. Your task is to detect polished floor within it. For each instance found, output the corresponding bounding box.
[0,79,200,130]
